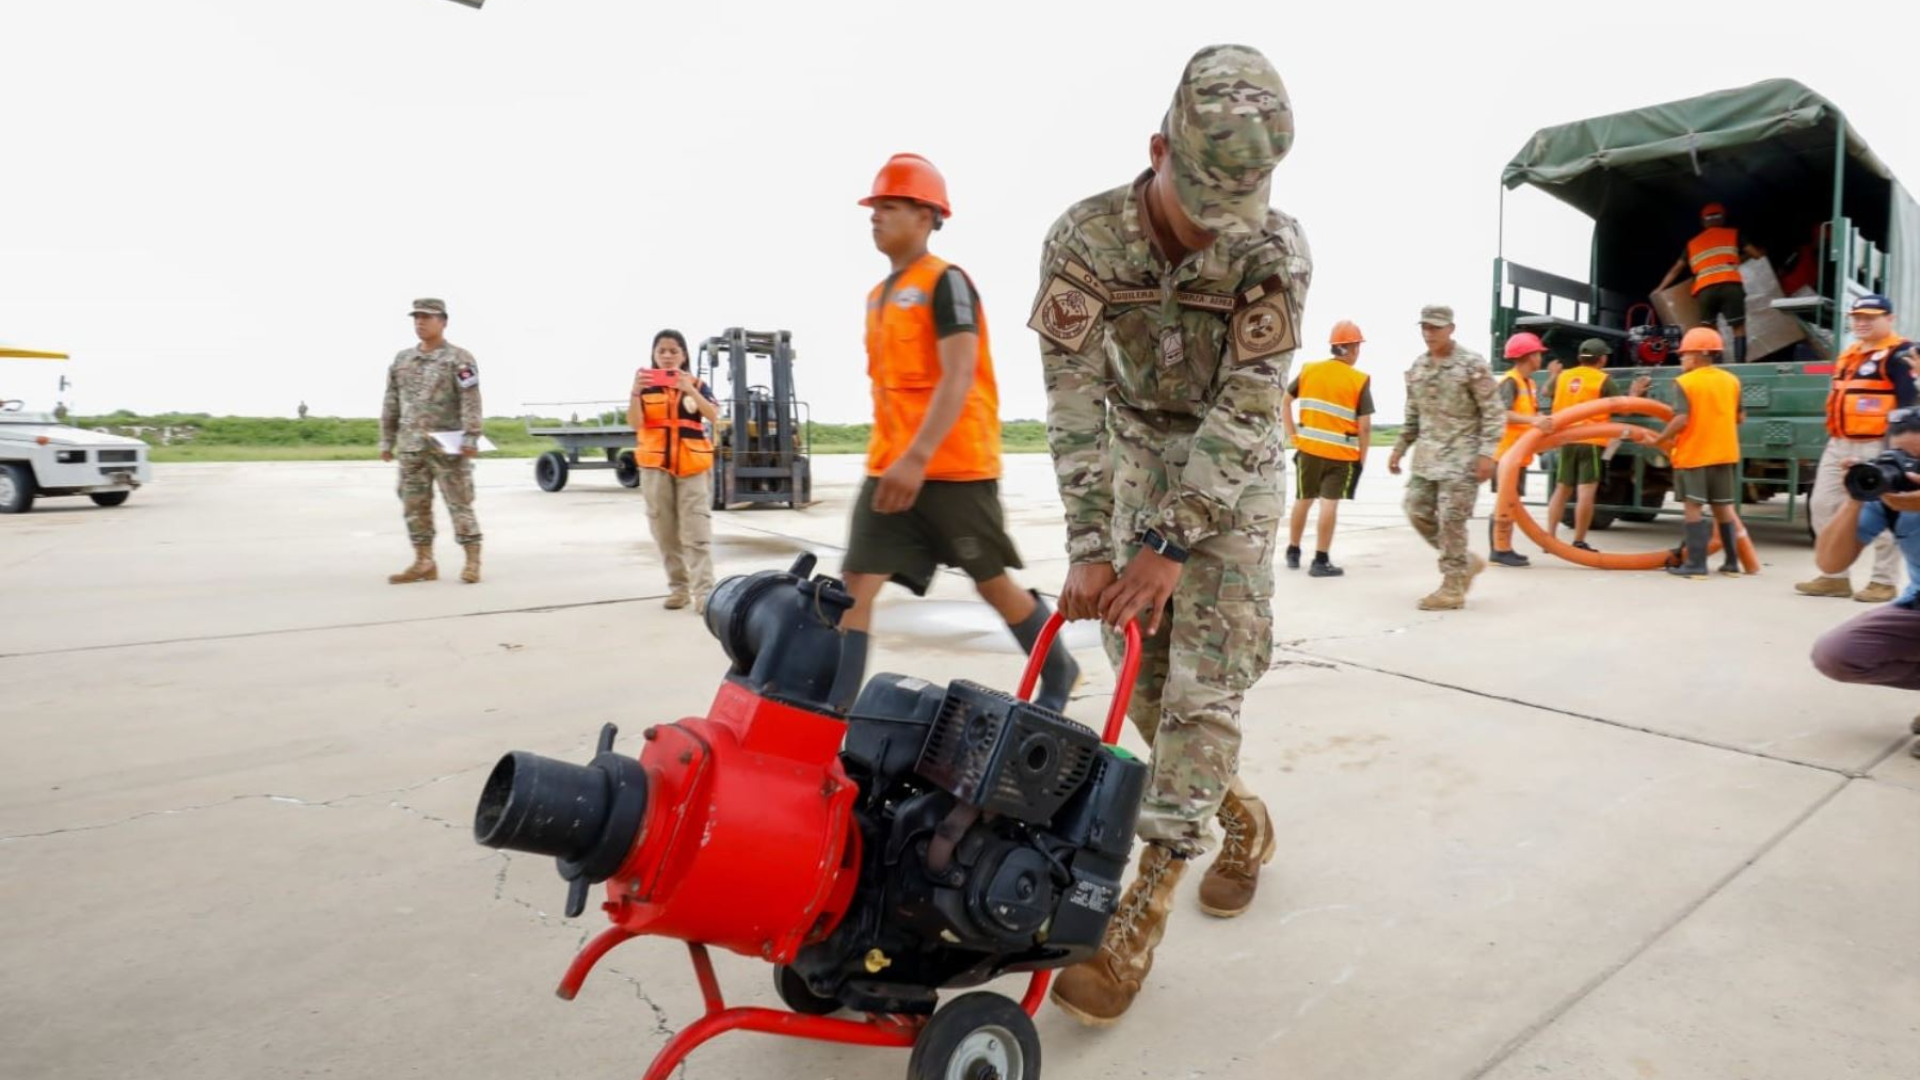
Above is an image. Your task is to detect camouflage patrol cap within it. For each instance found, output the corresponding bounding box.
[1578,337,1612,359]
[1418,304,1455,327]
[409,298,447,317]
[1164,44,1292,236]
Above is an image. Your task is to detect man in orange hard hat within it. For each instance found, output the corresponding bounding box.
[830,153,1080,714]
[1281,320,1373,576]
[1653,327,1747,577]
[1655,203,1765,363]
[1489,331,1554,567]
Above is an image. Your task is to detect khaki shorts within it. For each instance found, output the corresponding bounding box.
[844,477,1023,595]
[1675,463,1738,504]
[1295,451,1362,501]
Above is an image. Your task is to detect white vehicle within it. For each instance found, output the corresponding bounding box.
[0,347,152,514]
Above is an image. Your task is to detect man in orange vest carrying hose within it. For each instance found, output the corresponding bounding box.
[1655,202,1765,363]
[1281,320,1373,577]
[1489,332,1553,567]
[1653,327,1747,577]
[830,153,1080,714]
[1797,293,1918,603]
[1542,339,1650,551]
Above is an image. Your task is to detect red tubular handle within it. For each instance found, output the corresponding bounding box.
[1015,611,1142,746]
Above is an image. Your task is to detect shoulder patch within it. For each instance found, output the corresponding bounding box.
[1230,274,1297,364]
[456,364,479,390]
[1029,260,1107,352]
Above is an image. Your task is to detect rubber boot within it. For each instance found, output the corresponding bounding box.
[388,544,437,584]
[1009,591,1081,712]
[1050,844,1188,1027]
[1417,575,1468,611]
[1667,521,1711,578]
[1197,789,1276,918]
[1717,523,1742,576]
[1489,517,1530,567]
[460,543,482,584]
[828,630,870,713]
[1733,335,1748,364]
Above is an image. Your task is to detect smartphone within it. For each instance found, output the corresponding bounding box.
[642,368,679,389]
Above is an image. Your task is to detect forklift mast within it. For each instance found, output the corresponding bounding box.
[699,328,813,510]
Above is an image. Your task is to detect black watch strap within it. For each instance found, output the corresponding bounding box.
[1140,528,1190,563]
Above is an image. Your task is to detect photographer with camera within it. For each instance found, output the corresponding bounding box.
[629,329,720,613]
[1797,294,1917,603]
[1810,405,1920,757]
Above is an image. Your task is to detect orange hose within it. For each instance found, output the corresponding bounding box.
[1494,396,1761,573]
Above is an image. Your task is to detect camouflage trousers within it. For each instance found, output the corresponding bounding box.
[1403,475,1478,577]
[397,450,480,546]
[1101,442,1279,858]
[640,467,714,599]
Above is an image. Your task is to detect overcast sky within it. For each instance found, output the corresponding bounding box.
[3,1,1916,425]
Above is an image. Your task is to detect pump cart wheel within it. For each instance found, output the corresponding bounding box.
[89,491,131,507]
[535,450,570,492]
[772,965,840,1016]
[615,451,641,488]
[906,992,1040,1080]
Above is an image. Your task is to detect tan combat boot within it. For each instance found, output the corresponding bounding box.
[1050,844,1187,1027]
[388,544,437,584]
[1197,791,1276,918]
[1855,582,1897,603]
[1795,575,1852,598]
[1417,575,1468,611]
[460,543,482,584]
[663,592,691,610]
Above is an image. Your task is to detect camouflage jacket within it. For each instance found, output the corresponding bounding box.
[1033,172,1312,564]
[1391,346,1502,481]
[380,343,483,455]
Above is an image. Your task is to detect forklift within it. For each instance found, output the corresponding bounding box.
[699,327,813,510]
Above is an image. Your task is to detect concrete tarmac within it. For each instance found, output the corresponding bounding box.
[2,451,1915,1080]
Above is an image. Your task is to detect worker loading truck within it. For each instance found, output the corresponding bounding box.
[1490,79,1920,554]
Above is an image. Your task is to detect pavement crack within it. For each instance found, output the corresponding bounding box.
[0,792,331,843]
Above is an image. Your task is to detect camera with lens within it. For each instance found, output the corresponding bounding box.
[1843,449,1920,501]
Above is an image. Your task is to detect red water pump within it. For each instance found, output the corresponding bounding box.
[474,555,1144,1080]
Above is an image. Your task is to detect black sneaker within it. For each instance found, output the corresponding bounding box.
[1572,540,1597,552]
[1489,550,1531,568]
[1309,561,1344,578]
[1285,546,1301,570]
[1718,562,1742,577]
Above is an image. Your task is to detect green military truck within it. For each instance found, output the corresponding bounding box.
[1493,78,1919,530]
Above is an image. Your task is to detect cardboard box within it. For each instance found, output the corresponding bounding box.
[1650,259,1809,362]
[1650,281,1700,331]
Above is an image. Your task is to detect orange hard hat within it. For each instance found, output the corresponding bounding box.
[859,153,951,216]
[1503,331,1547,359]
[1328,320,1364,346]
[1680,326,1725,353]
[1700,202,1727,219]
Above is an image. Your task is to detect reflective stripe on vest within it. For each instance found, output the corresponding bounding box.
[1672,365,1743,468]
[635,386,714,477]
[1552,365,1612,446]
[863,253,1001,480]
[1295,358,1367,462]
[1826,339,1906,439]
[1496,369,1539,462]
[1687,227,1744,294]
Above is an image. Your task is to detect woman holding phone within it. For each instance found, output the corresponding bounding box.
[629,329,720,611]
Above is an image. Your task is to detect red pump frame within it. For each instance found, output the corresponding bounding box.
[558,614,1142,1080]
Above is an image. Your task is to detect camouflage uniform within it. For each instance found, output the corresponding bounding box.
[380,338,484,547]
[1034,45,1309,858]
[1393,318,1502,577]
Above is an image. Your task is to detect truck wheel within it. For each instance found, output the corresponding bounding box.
[773,966,839,1016]
[1618,511,1657,524]
[89,491,131,507]
[615,451,641,489]
[907,993,1039,1080]
[1560,506,1616,531]
[535,450,570,492]
[0,463,34,514]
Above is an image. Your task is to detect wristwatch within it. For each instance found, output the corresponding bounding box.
[1138,528,1190,563]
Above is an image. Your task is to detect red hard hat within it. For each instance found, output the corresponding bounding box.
[1328,319,1364,346]
[859,153,952,216]
[1700,202,1727,219]
[1503,331,1547,359]
[1680,326,1725,353]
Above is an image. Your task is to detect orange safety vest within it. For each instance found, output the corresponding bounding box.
[1672,365,1743,468]
[864,253,1001,480]
[1687,227,1744,294]
[1552,364,1612,446]
[1496,368,1539,464]
[1293,359,1368,462]
[633,383,714,478]
[1825,337,1909,439]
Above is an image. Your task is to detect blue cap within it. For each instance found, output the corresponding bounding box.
[1851,293,1894,316]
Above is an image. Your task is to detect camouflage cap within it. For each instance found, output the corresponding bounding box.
[1164,44,1292,236]
[1578,337,1612,359]
[410,298,447,317]
[1418,304,1454,327]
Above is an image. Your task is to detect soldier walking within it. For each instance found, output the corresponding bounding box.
[379,298,484,584]
[1032,44,1309,1026]
[1387,305,1503,610]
